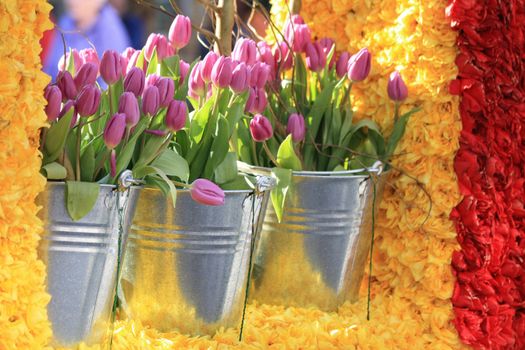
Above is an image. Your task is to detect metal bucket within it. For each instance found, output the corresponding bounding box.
[246,164,387,311]
[120,180,272,336]
[37,182,140,347]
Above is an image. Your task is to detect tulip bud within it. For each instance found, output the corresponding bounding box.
[123,67,145,97]
[44,85,62,122]
[319,37,335,68]
[188,64,207,99]
[285,22,311,53]
[274,42,293,72]
[58,100,75,121]
[58,49,82,73]
[230,62,250,93]
[336,51,350,78]
[211,56,234,88]
[142,86,160,116]
[232,38,257,65]
[286,113,306,142]
[126,50,148,73]
[122,47,137,60]
[144,33,173,62]
[154,77,175,107]
[250,114,273,142]
[75,85,101,117]
[110,149,117,177]
[57,71,78,100]
[79,48,99,69]
[289,14,305,25]
[145,74,161,89]
[179,60,190,85]
[347,48,371,82]
[120,56,129,77]
[305,42,326,72]
[387,71,408,102]
[165,99,187,132]
[257,41,276,79]
[249,62,270,89]
[118,92,140,127]
[103,113,126,149]
[245,87,268,114]
[190,179,225,206]
[100,50,122,85]
[74,63,98,90]
[169,15,191,49]
[200,51,218,83]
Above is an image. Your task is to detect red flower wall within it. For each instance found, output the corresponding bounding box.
[447,0,525,349]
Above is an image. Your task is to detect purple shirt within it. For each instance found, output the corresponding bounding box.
[44,5,131,80]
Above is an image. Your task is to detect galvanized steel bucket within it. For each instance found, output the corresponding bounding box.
[37,182,140,347]
[244,163,387,311]
[119,178,272,336]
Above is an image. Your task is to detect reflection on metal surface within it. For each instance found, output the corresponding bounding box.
[250,170,388,311]
[120,186,270,336]
[37,182,140,347]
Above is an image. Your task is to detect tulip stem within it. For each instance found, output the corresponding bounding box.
[75,119,84,181]
[108,84,115,115]
[251,139,259,166]
[394,102,400,124]
[263,142,278,167]
[170,180,191,189]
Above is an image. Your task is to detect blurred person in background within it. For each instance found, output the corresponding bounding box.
[43,0,130,79]
[109,0,146,49]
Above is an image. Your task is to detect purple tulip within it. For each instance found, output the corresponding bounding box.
[126,50,148,73]
[123,67,145,97]
[100,50,122,85]
[57,71,77,101]
[286,113,306,142]
[336,51,351,78]
[257,41,276,79]
[142,86,160,116]
[200,51,218,83]
[285,21,311,53]
[249,62,270,89]
[165,100,187,132]
[118,92,140,127]
[250,114,273,142]
[289,14,305,25]
[103,113,126,149]
[319,37,335,68]
[274,42,293,72]
[189,64,207,99]
[190,179,225,206]
[44,85,62,121]
[230,62,250,93]
[58,49,81,73]
[245,87,268,114]
[79,48,99,69]
[75,85,101,117]
[74,63,98,90]
[145,74,161,89]
[122,47,137,60]
[305,42,326,72]
[58,100,75,121]
[169,15,191,49]
[232,38,257,65]
[154,77,175,107]
[387,71,408,102]
[179,60,190,85]
[347,48,371,82]
[110,149,117,177]
[144,33,173,62]
[211,56,234,88]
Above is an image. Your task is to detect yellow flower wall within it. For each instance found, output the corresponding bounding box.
[0,1,53,349]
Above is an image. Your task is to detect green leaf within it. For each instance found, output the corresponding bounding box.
[189,96,215,144]
[66,48,76,75]
[270,167,292,222]
[224,92,249,136]
[214,152,238,184]
[277,135,302,171]
[385,107,421,159]
[44,108,75,164]
[80,144,96,182]
[151,149,189,182]
[146,49,158,76]
[160,55,179,77]
[116,118,149,175]
[66,181,100,221]
[135,50,145,71]
[41,162,67,180]
[203,117,230,178]
[151,166,177,207]
[293,55,307,107]
[220,174,254,191]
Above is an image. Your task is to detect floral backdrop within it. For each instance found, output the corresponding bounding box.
[8,0,525,349]
[448,0,525,349]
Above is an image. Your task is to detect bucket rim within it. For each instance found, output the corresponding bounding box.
[44,181,142,190]
[140,186,255,195]
[237,162,386,179]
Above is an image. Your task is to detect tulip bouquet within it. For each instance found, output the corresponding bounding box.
[232,15,420,218]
